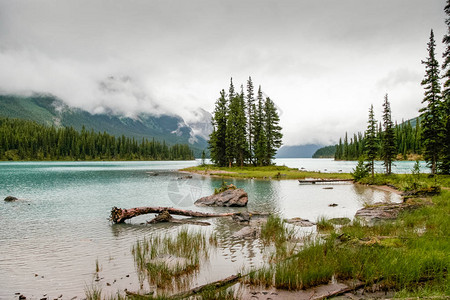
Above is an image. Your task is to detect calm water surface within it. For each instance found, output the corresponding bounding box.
[0,159,406,299]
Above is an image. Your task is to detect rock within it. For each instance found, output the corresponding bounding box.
[355,202,422,225]
[231,226,258,239]
[328,203,338,207]
[19,295,26,300]
[4,196,18,202]
[285,217,315,227]
[232,212,252,223]
[195,188,248,207]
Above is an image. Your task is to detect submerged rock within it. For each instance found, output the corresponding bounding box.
[232,212,252,223]
[231,226,258,239]
[195,189,248,207]
[285,217,315,227]
[4,196,18,202]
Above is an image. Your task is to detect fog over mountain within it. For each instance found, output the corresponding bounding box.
[0,0,446,145]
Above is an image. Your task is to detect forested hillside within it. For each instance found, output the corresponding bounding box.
[0,118,194,161]
[0,94,210,156]
[313,118,422,160]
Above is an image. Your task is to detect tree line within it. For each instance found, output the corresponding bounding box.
[209,77,283,167]
[0,118,194,161]
[333,117,422,162]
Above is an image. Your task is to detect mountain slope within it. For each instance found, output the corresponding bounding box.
[0,94,210,155]
[275,144,323,158]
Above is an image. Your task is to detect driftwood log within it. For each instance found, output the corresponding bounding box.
[147,210,211,226]
[110,206,235,224]
[171,274,241,299]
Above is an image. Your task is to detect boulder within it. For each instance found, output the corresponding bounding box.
[285,217,315,227]
[355,202,422,225]
[232,212,252,223]
[195,189,248,207]
[4,196,18,202]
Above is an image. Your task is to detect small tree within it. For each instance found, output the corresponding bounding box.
[351,157,369,181]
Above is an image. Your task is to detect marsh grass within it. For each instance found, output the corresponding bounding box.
[132,228,217,291]
[246,190,450,295]
[260,215,297,261]
[85,284,102,300]
[316,216,334,231]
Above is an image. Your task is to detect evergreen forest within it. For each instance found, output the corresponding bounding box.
[209,77,283,167]
[333,117,422,161]
[0,118,194,161]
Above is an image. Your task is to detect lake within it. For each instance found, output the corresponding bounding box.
[0,159,414,299]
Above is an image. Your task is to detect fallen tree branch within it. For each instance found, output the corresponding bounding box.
[110,206,235,224]
[171,274,241,299]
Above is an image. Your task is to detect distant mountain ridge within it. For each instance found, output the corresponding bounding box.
[0,94,211,156]
[275,144,323,158]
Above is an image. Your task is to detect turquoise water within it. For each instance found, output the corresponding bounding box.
[0,160,404,299]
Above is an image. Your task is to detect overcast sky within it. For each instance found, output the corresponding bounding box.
[0,0,447,145]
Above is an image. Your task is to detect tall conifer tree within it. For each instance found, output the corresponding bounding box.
[253,86,267,166]
[381,94,396,175]
[420,29,444,174]
[264,97,283,165]
[365,104,378,178]
[441,1,450,174]
[209,90,228,166]
[246,77,255,163]
[225,79,236,167]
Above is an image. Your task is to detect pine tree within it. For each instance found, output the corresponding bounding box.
[225,79,236,167]
[365,104,378,178]
[381,94,396,175]
[235,87,249,167]
[441,1,450,174]
[209,90,228,166]
[253,86,267,166]
[246,77,255,163]
[264,97,283,165]
[420,29,445,175]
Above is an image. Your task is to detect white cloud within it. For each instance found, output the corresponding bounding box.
[0,0,446,145]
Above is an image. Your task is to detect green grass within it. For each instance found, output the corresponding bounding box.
[131,228,217,291]
[245,190,450,296]
[316,216,334,231]
[182,164,352,180]
[359,173,450,190]
[260,215,297,261]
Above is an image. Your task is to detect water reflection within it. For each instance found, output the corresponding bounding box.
[0,161,403,299]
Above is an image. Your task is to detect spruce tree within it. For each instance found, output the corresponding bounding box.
[246,77,255,163]
[365,104,378,178]
[225,79,236,167]
[420,29,444,174]
[441,1,450,174]
[235,87,249,166]
[253,86,267,166]
[381,94,396,175]
[209,90,228,166]
[264,97,283,165]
